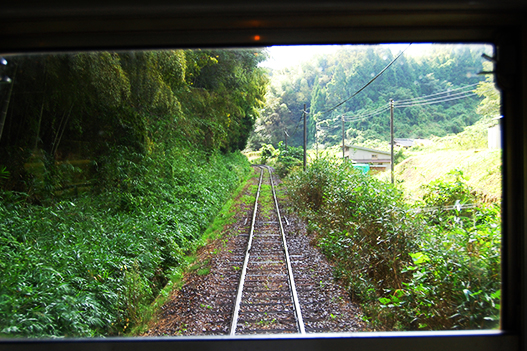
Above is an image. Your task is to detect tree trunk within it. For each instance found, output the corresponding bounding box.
[0,67,16,144]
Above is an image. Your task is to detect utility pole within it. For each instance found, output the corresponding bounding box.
[303,104,307,171]
[390,99,394,184]
[315,119,318,159]
[341,115,345,161]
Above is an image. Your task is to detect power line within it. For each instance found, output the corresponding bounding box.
[343,105,390,122]
[316,84,477,130]
[316,114,343,127]
[395,82,480,104]
[396,90,478,106]
[396,92,478,108]
[288,112,306,138]
[320,44,412,115]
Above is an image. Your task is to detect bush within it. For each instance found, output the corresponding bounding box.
[259,144,276,165]
[400,171,501,330]
[274,143,303,178]
[287,157,418,308]
[0,150,251,337]
[286,156,501,331]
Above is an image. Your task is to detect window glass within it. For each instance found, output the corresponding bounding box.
[0,43,501,338]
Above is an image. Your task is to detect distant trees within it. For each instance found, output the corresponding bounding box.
[473,63,500,119]
[248,45,489,150]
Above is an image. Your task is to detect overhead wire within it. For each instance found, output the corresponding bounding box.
[316,105,390,130]
[343,104,390,122]
[288,112,306,138]
[316,114,344,127]
[320,43,412,115]
[396,88,477,105]
[315,81,479,130]
[395,82,480,104]
[396,91,478,108]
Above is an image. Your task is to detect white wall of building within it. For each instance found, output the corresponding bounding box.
[488,125,501,149]
[347,148,390,160]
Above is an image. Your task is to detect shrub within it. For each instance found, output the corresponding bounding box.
[287,157,418,308]
[0,150,251,338]
[286,156,501,331]
[274,143,303,178]
[399,171,501,330]
[259,144,276,165]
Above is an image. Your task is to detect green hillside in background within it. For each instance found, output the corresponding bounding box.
[249,44,493,151]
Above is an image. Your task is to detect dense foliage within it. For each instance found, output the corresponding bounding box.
[0,49,267,195]
[286,158,500,330]
[252,142,303,178]
[0,49,266,337]
[249,45,490,150]
[0,151,251,337]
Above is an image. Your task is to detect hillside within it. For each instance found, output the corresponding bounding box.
[393,148,501,202]
[249,44,493,150]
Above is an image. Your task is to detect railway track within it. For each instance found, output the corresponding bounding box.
[230,166,305,335]
[147,166,365,336]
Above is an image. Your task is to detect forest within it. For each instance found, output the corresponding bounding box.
[248,44,491,150]
[0,49,267,195]
[0,49,267,337]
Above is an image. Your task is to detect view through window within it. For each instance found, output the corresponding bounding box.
[0,44,501,338]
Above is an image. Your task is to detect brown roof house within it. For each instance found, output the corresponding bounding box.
[343,144,391,172]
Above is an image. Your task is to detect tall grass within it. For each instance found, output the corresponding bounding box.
[286,157,500,330]
[0,150,251,337]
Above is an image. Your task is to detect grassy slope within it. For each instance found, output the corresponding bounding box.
[389,148,501,202]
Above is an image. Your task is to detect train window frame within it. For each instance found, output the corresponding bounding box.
[0,2,526,350]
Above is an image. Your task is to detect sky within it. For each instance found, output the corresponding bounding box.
[260,43,434,70]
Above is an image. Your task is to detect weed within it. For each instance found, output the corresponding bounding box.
[197,268,210,276]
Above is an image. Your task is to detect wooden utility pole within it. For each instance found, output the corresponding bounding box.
[303,104,307,171]
[390,99,394,184]
[341,115,345,160]
[315,119,318,159]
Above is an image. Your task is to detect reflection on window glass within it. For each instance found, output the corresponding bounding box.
[0,44,501,338]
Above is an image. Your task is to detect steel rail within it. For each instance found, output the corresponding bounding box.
[268,167,306,334]
[229,166,264,336]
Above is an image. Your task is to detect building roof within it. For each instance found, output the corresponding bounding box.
[343,144,391,156]
[353,159,391,163]
[394,138,414,147]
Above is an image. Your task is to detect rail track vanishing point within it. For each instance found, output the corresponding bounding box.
[230,166,305,335]
[146,165,365,336]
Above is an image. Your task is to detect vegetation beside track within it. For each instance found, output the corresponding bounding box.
[0,151,252,337]
[286,157,500,331]
[0,49,267,338]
